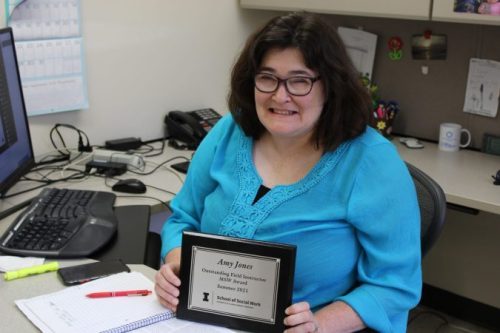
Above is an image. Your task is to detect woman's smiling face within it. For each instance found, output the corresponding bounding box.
[254,47,325,142]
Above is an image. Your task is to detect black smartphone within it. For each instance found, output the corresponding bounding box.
[57,259,130,285]
[171,161,190,174]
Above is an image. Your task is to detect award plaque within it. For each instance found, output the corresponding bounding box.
[177,231,296,333]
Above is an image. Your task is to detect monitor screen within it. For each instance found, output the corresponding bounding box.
[0,27,35,196]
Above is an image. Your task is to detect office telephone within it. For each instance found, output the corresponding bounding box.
[164,108,222,149]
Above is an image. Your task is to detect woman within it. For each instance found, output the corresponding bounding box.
[155,12,421,333]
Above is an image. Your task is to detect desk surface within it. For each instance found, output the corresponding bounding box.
[2,139,500,331]
[0,261,156,332]
[394,138,500,215]
[2,138,500,220]
[0,145,185,270]
[0,145,189,234]
[1,261,250,333]
[0,144,191,213]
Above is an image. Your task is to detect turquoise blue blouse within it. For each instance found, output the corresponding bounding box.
[161,115,422,333]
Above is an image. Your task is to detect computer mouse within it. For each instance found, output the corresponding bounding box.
[112,178,147,194]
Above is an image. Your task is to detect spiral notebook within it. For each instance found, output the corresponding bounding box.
[15,271,234,333]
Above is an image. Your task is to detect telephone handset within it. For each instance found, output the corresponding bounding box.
[164,108,222,149]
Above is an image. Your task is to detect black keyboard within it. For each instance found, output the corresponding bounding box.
[0,188,118,258]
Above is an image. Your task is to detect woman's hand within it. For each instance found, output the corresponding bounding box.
[284,301,320,333]
[154,248,181,312]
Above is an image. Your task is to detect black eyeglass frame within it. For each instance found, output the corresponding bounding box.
[254,73,321,97]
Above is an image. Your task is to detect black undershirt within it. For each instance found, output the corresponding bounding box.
[252,184,270,204]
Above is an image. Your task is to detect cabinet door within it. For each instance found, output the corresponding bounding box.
[240,0,431,21]
[432,0,500,26]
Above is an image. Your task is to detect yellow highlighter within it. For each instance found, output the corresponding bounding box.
[4,261,59,281]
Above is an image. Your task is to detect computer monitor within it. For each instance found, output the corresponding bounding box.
[0,27,35,196]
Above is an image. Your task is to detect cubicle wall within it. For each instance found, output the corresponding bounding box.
[0,2,498,154]
[320,14,500,149]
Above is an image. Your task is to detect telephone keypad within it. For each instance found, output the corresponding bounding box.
[190,108,221,131]
[192,108,221,121]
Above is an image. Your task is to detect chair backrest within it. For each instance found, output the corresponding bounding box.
[406,163,447,257]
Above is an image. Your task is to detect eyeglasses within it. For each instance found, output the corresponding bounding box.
[254,73,321,96]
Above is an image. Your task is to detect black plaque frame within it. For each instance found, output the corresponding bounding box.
[177,231,296,333]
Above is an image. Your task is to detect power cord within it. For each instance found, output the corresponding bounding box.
[1,167,89,199]
[49,123,92,157]
[127,156,189,176]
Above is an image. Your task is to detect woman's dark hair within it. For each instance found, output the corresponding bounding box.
[227,12,372,151]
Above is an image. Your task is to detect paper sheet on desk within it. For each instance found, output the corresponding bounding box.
[0,255,44,272]
[133,317,236,333]
[15,271,173,333]
[463,58,500,118]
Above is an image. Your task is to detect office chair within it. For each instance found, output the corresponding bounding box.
[406,162,447,257]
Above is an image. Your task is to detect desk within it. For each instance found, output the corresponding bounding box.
[0,145,190,234]
[0,261,156,332]
[0,145,188,267]
[394,138,500,214]
[395,138,500,318]
[1,261,250,333]
[0,144,191,215]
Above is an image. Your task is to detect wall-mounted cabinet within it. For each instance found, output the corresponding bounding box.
[241,0,500,26]
[432,0,500,26]
[240,0,431,21]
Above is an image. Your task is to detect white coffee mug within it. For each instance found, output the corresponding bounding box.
[438,123,471,152]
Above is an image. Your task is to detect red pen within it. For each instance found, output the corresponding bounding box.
[86,289,152,298]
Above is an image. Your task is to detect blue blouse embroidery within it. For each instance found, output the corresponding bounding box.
[218,132,349,238]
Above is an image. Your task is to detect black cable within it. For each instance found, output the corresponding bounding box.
[0,182,53,199]
[95,166,172,204]
[141,137,164,144]
[49,125,71,156]
[114,195,170,209]
[1,169,90,199]
[127,156,189,176]
[144,139,166,157]
[101,174,176,197]
[36,154,70,166]
[133,144,155,155]
[22,169,86,183]
[24,165,85,177]
[68,151,84,163]
[49,123,92,155]
[144,184,176,197]
[0,197,35,220]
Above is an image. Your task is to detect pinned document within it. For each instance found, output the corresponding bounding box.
[338,27,378,80]
[463,58,500,118]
